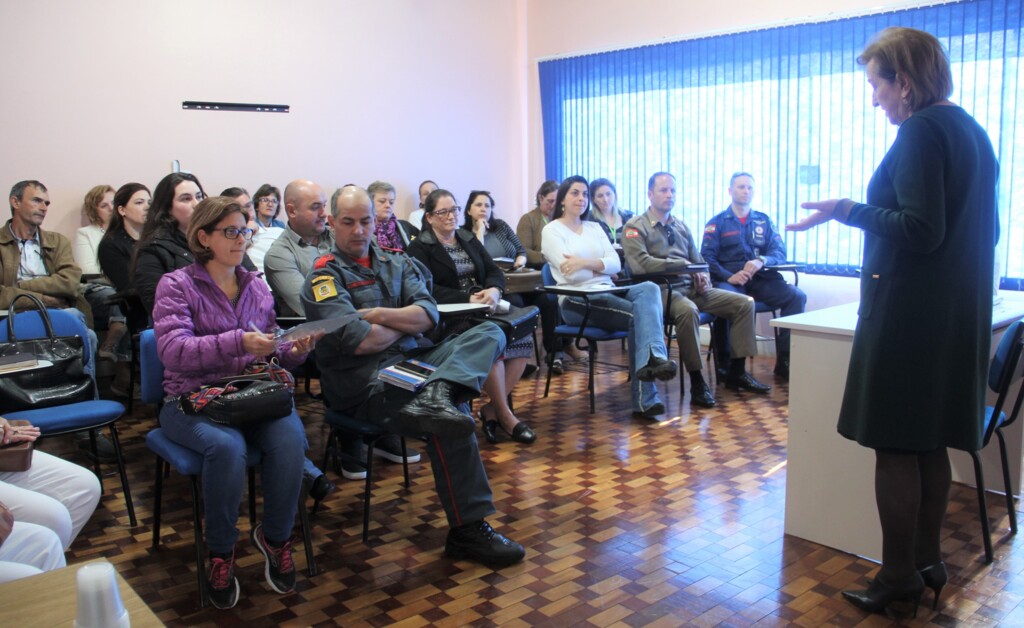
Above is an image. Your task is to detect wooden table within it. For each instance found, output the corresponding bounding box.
[0,559,163,626]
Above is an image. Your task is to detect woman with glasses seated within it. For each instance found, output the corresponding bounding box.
[369,180,419,251]
[541,175,677,419]
[153,196,321,609]
[407,190,537,445]
[252,183,286,229]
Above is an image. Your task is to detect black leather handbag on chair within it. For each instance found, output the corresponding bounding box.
[0,294,95,411]
[472,304,540,344]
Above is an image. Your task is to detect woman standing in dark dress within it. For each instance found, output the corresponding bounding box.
[791,27,998,616]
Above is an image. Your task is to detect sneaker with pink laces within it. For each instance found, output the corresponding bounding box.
[251,523,296,593]
[207,551,240,609]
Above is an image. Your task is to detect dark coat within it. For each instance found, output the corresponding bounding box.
[837,105,999,452]
[406,228,505,304]
[98,229,137,294]
[134,228,257,315]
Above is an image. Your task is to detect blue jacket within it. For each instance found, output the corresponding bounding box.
[700,207,787,282]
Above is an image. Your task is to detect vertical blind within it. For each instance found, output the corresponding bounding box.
[539,0,1022,282]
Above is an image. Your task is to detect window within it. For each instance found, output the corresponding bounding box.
[539,0,1023,284]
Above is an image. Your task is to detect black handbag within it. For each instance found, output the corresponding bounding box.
[180,361,295,426]
[0,294,94,412]
[182,378,293,426]
[473,304,540,344]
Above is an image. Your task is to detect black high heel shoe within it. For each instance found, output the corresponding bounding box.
[482,418,499,444]
[501,420,536,444]
[842,572,925,618]
[918,562,947,610]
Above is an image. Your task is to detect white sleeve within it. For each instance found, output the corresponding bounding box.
[72,228,101,275]
[541,221,572,284]
[591,224,622,276]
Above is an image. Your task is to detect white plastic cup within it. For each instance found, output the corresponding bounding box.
[74,561,130,628]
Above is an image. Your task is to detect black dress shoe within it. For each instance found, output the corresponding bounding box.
[482,418,499,444]
[634,402,666,419]
[445,520,525,567]
[725,371,771,394]
[637,354,678,382]
[843,573,924,617]
[308,474,336,514]
[773,358,790,380]
[690,381,716,408]
[399,381,476,438]
[504,421,537,444]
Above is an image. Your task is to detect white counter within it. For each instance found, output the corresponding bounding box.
[772,293,1024,561]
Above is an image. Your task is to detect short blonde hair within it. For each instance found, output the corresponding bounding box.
[857,27,952,112]
[83,184,115,226]
[187,196,250,264]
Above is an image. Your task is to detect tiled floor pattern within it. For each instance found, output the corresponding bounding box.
[46,347,1024,627]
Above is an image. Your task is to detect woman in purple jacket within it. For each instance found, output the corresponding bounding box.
[153,196,318,610]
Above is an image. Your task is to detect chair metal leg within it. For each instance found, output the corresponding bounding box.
[970,451,994,563]
[543,345,555,398]
[247,467,257,529]
[362,440,377,544]
[87,430,103,482]
[190,475,208,608]
[996,429,1018,534]
[296,481,318,576]
[108,425,137,526]
[588,345,596,414]
[399,437,410,488]
[152,456,165,549]
[533,328,541,366]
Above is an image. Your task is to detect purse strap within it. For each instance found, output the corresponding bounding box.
[6,294,56,343]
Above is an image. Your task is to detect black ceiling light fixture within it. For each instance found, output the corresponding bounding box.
[182,101,289,113]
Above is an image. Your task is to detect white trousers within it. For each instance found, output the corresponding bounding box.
[0,520,65,582]
[0,450,101,549]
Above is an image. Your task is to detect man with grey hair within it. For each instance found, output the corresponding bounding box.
[368,180,418,250]
[302,185,524,568]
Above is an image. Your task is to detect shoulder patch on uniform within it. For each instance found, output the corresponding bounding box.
[313,254,334,270]
[624,228,640,239]
[704,224,716,233]
[313,278,338,302]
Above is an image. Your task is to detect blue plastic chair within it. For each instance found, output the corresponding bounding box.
[957,319,1024,564]
[539,265,629,413]
[140,330,317,607]
[1,307,136,526]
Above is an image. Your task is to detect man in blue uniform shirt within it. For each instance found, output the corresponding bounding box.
[700,173,806,379]
[301,185,524,568]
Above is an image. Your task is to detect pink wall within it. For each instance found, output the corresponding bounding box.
[0,0,527,237]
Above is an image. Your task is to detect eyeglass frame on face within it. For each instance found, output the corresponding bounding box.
[208,226,254,240]
[429,206,462,218]
[257,197,279,206]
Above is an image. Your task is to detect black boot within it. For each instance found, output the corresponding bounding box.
[445,520,525,567]
[399,381,477,438]
[725,358,771,394]
[637,350,678,382]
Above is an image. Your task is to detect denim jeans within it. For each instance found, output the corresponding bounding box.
[561,281,668,413]
[159,402,307,553]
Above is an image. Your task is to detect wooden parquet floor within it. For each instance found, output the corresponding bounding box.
[48,345,1024,626]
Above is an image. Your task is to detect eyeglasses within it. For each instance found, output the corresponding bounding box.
[429,206,462,218]
[211,227,254,240]
[258,197,279,206]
